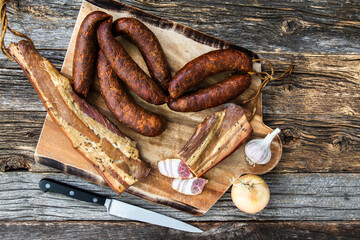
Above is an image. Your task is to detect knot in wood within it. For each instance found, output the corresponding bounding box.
[281,18,302,34]
[332,134,353,152]
[26,132,35,138]
[281,128,298,145]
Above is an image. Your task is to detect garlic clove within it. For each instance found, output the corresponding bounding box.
[245,128,281,165]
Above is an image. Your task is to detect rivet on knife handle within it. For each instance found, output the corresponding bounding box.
[39,178,106,205]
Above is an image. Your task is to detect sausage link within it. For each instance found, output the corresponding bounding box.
[73,11,111,97]
[97,50,166,137]
[113,18,172,92]
[168,49,252,99]
[97,19,167,105]
[168,73,251,112]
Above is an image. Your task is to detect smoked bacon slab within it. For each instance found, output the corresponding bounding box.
[179,104,252,177]
[8,40,150,194]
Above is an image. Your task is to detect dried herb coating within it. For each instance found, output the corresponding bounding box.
[73,11,111,97]
[168,73,251,112]
[97,18,167,105]
[113,18,172,92]
[169,49,252,99]
[97,50,166,137]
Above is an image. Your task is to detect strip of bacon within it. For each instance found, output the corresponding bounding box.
[158,159,193,179]
[171,178,208,195]
[8,40,150,194]
[179,103,253,177]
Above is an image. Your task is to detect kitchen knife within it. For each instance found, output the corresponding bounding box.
[39,178,202,233]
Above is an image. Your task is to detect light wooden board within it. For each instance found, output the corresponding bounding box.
[34,0,282,215]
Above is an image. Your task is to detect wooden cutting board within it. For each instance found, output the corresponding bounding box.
[34,0,282,216]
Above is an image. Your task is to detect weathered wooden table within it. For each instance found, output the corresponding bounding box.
[1,0,359,239]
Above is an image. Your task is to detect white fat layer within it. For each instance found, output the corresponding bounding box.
[12,46,137,187]
[158,159,182,178]
[172,178,197,195]
[206,114,249,162]
[44,60,138,159]
[187,111,225,169]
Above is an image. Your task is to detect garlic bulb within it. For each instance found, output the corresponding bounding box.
[245,128,281,165]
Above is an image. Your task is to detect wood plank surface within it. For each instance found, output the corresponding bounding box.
[3,52,359,114]
[0,0,359,238]
[1,109,358,173]
[0,172,358,221]
[2,0,359,54]
[0,221,359,239]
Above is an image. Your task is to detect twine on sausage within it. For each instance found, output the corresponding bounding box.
[244,59,295,121]
[0,0,34,61]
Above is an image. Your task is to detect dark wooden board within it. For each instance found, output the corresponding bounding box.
[0,172,359,221]
[2,0,359,54]
[1,221,359,239]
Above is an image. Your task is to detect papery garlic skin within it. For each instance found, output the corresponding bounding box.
[245,140,271,164]
[245,128,281,165]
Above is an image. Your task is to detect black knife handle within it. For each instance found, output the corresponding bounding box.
[39,178,106,205]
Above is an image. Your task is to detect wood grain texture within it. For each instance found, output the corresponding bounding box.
[0,111,45,171]
[1,0,359,54]
[1,109,358,173]
[31,0,283,215]
[2,52,360,114]
[0,221,359,240]
[0,172,358,221]
[0,0,359,237]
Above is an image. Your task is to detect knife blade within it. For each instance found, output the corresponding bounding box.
[39,178,202,233]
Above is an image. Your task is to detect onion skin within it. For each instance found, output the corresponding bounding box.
[231,174,270,214]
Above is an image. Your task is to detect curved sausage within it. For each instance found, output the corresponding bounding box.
[113,18,172,92]
[73,11,111,97]
[97,18,167,105]
[97,50,166,137]
[168,49,252,99]
[168,73,251,112]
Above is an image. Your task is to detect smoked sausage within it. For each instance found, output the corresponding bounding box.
[113,18,172,92]
[97,50,166,137]
[97,18,167,105]
[168,49,252,99]
[73,11,111,97]
[168,73,251,112]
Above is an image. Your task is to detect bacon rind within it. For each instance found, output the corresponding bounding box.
[8,40,150,194]
[179,103,252,177]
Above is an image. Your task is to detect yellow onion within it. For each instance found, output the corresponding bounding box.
[231,174,270,214]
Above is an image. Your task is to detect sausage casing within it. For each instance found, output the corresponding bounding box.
[97,19,167,105]
[73,11,111,97]
[97,50,166,137]
[113,18,172,92]
[168,73,251,112]
[168,49,252,99]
